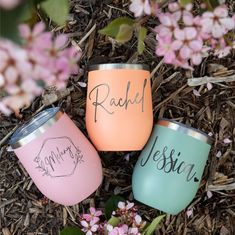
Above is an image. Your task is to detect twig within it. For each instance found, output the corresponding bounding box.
[0,198,17,209]
[150,59,164,81]
[0,125,19,147]
[155,84,188,109]
[107,5,132,16]
[64,206,78,224]
[77,24,97,46]
[187,74,235,86]
[162,72,181,84]
[208,182,235,191]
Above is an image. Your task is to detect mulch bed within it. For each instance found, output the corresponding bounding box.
[0,1,235,234]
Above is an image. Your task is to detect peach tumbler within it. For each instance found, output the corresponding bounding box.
[86,64,153,151]
[9,107,103,206]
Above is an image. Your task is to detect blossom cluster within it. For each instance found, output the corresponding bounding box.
[129,0,235,69]
[79,201,146,235]
[0,22,81,115]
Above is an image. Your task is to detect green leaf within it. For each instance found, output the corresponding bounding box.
[0,1,34,43]
[41,0,69,25]
[179,0,192,6]
[104,195,125,219]
[107,216,120,227]
[99,17,135,39]
[60,227,85,235]
[142,214,166,235]
[137,26,147,54]
[115,24,134,43]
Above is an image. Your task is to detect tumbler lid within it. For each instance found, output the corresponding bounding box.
[88,63,150,71]
[157,119,212,145]
[9,107,63,149]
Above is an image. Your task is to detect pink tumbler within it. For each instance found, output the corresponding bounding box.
[9,107,103,206]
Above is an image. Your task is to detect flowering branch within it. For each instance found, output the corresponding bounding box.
[60,198,165,235]
[99,0,235,70]
[0,22,81,116]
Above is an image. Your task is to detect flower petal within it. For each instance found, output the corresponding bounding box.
[164,51,175,63]
[207,82,213,91]
[180,46,192,59]
[183,11,194,26]
[191,53,202,65]
[0,74,5,87]
[55,34,68,49]
[174,28,185,40]
[185,27,197,40]
[156,46,166,56]
[212,22,225,38]
[135,214,142,224]
[91,224,99,232]
[32,22,45,36]
[223,138,232,144]
[5,66,18,84]
[126,201,134,210]
[189,40,203,52]
[193,89,201,97]
[118,201,125,209]
[19,24,31,39]
[81,220,89,228]
[219,18,235,31]
[214,6,228,18]
[172,40,183,50]
[144,0,151,15]
[159,13,173,26]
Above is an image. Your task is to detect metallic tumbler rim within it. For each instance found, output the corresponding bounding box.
[157,119,212,145]
[88,63,150,71]
[9,107,63,149]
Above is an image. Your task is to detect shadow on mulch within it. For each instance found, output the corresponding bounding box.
[0,1,235,235]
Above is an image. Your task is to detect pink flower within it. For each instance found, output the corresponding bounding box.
[0,0,20,9]
[60,47,81,74]
[173,27,202,59]
[128,227,140,235]
[118,201,134,211]
[107,224,129,235]
[155,13,178,37]
[201,6,235,38]
[129,0,152,18]
[19,22,51,50]
[82,207,102,222]
[81,218,99,235]
[133,215,146,229]
[156,36,176,63]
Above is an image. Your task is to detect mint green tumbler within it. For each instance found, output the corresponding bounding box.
[132,119,212,215]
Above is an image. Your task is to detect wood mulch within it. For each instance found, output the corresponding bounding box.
[0,1,235,234]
